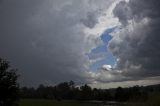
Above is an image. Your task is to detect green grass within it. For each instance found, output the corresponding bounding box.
[19,99,100,106]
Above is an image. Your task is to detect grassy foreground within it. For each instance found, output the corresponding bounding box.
[19,92,160,106]
[19,99,100,106]
[128,92,160,106]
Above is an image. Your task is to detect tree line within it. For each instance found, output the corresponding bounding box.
[20,81,160,102]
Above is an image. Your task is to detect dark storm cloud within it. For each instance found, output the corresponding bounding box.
[113,1,132,25]
[0,0,115,86]
[0,0,90,86]
[113,0,160,24]
[108,0,160,80]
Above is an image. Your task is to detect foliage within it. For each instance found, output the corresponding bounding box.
[0,58,19,106]
[19,81,159,102]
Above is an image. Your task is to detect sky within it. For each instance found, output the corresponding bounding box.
[0,0,160,88]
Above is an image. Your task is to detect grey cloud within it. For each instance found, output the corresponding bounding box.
[113,1,132,25]
[0,0,87,86]
[80,11,99,28]
[108,0,160,80]
[0,0,114,86]
[113,0,160,24]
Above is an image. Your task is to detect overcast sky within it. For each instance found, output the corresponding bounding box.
[0,0,160,88]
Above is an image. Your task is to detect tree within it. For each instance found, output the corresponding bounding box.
[0,58,19,106]
[80,84,93,100]
[69,80,74,89]
[115,87,126,102]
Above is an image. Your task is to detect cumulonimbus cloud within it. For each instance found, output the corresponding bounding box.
[105,0,160,81]
[0,0,115,86]
[1,0,159,87]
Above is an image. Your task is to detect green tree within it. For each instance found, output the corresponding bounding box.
[0,58,19,106]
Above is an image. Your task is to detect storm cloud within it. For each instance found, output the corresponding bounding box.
[0,0,115,86]
[107,0,160,81]
[1,0,160,88]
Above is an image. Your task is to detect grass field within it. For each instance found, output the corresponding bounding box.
[19,92,160,106]
[128,92,160,106]
[19,99,100,106]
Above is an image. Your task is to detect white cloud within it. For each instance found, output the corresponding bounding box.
[102,65,112,71]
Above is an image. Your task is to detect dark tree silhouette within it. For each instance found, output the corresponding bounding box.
[19,81,154,102]
[115,87,126,102]
[0,58,19,106]
[80,84,93,100]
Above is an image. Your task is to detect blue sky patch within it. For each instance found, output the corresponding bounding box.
[89,27,116,71]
